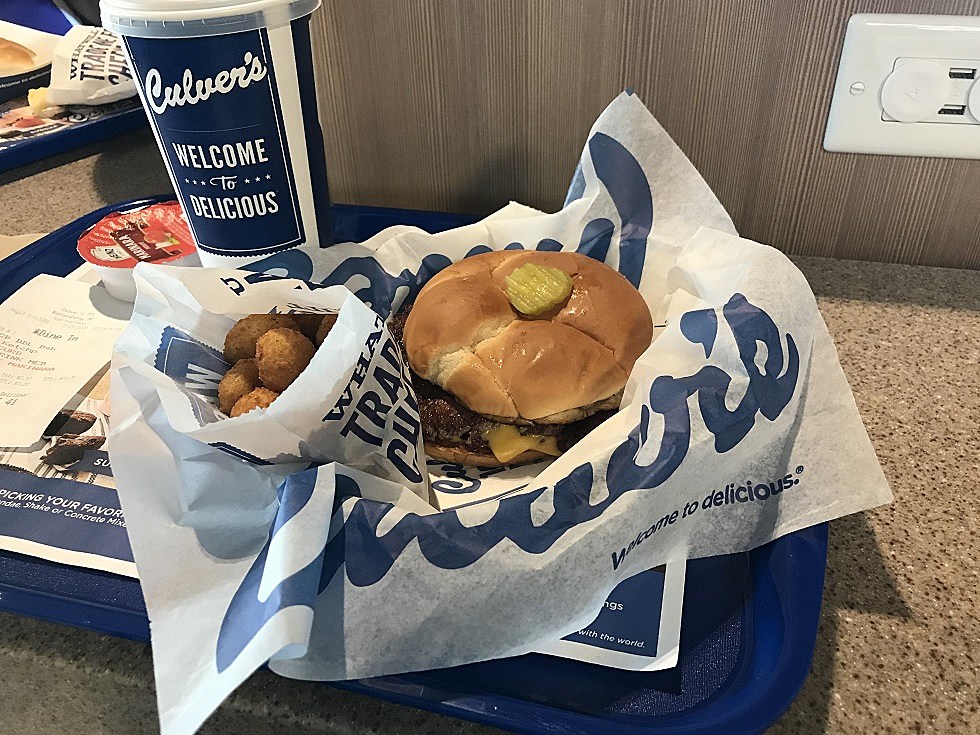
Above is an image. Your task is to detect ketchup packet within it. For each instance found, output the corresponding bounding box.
[78,202,195,268]
[78,201,198,302]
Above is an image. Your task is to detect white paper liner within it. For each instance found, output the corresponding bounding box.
[109,92,892,735]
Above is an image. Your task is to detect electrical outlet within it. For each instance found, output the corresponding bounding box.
[824,14,980,159]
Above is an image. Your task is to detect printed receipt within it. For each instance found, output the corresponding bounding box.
[0,274,127,446]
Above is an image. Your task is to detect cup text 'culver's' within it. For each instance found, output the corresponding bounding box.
[143,52,268,115]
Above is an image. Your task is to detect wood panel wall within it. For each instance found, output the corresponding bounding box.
[310,0,980,269]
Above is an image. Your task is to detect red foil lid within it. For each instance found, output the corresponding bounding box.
[77,201,196,268]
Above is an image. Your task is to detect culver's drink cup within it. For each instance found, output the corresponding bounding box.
[101,0,332,267]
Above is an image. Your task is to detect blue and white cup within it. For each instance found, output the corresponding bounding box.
[101,0,333,267]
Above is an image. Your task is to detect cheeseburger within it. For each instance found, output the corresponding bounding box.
[392,250,653,467]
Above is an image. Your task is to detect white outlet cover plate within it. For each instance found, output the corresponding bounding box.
[824,14,980,159]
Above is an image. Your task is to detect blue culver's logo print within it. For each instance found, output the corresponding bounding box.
[239,131,651,312]
[214,293,799,673]
[154,326,230,426]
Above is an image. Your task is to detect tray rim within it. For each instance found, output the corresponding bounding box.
[0,197,830,735]
[0,104,148,175]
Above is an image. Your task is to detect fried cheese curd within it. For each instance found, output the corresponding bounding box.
[218,313,340,416]
[230,387,280,418]
[291,313,326,342]
[218,359,260,414]
[223,313,300,363]
[315,313,339,346]
[256,328,316,392]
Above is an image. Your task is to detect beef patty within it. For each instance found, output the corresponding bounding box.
[389,306,614,459]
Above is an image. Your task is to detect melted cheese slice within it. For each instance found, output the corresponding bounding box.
[485,424,562,464]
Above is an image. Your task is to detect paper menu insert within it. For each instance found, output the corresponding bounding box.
[0,274,128,447]
[432,466,685,671]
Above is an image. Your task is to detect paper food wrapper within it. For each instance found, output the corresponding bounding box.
[109,92,893,735]
[29,26,135,113]
[0,20,60,104]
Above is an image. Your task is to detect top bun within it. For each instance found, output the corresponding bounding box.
[0,38,37,76]
[404,250,653,425]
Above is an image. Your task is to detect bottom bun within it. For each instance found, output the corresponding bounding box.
[425,443,554,468]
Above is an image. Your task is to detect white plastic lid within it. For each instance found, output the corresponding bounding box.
[101,0,320,38]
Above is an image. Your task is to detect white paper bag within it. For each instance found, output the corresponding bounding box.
[116,265,429,503]
[29,26,136,112]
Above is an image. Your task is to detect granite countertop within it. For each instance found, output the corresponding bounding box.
[0,131,977,735]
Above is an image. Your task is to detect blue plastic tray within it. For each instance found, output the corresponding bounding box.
[0,101,147,174]
[0,198,829,735]
[0,2,147,174]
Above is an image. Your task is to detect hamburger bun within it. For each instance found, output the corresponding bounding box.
[0,38,36,76]
[404,250,652,426]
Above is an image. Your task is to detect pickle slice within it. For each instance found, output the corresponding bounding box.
[505,263,573,315]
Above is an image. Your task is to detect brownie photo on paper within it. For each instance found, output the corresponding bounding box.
[41,434,105,467]
[42,409,97,438]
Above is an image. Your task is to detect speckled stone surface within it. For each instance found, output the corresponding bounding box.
[0,129,172,234]
[770,258,980,735]
[0,137,977,734]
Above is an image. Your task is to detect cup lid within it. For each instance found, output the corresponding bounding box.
[101,0,320,36]
[78,201,197,269]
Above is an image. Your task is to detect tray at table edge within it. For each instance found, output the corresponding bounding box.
[0,2,146,173]
[0,197,829,735]
[0,102,147,174]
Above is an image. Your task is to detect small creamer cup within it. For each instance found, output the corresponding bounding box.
[100,0,333,267]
